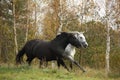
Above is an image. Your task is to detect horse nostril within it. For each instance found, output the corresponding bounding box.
[84,43,88,48]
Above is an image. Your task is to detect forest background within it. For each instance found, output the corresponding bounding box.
[0,0,120,78]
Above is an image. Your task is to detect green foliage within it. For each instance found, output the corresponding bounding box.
[0,19,14,63]
[42,9,59,40]
[83,21,106,68]
[0,0,37,63]
[0,0,13,25]
[110,31,120,74]
[15,0,28,24]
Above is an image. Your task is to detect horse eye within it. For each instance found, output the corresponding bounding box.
[80,37,83,39]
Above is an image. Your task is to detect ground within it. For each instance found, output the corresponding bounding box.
[0,64,119,80]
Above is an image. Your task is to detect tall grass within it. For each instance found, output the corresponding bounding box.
[0,64,119,80]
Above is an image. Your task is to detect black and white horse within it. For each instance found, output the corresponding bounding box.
[16,31,88,72]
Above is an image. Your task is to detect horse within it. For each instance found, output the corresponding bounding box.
[60,31,88,70]
[42,31,87,70]
[16,31,88,72]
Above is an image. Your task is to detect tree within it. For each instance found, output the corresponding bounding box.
[56,0,67,33]
[25,0,30,42]
[105,0,115,77]
[105,17,110,77]
[12,0,18,55]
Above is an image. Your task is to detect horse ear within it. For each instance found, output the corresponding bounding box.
[82,30,88,33]
[80,31,85,34]
[60,32,67,34]
[57,32,61,35]
[56,32,69,37]
[57,32,66,35]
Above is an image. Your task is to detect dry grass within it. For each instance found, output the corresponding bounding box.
[0,64,119,80]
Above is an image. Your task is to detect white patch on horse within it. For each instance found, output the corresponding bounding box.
[64,44,76,58]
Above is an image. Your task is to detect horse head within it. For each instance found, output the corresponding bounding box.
[57,31,88,48]
[67,31,88,48]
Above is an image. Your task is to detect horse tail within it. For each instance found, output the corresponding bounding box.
[16,47,25,64]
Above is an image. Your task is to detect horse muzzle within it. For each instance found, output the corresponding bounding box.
[81,42,88,48]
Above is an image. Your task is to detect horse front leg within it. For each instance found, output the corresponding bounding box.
[57,58,70,71]
[65,55,86,72]
[39,58,47,68]
[70,61,73,70]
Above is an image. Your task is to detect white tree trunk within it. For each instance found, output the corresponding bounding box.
[57,19,63,33]
[105,20,110,77]
[57,0,63,34]
[13,0,18,55]
[25,23,28,42]
[35,0,37,28]
[25,0,29,42]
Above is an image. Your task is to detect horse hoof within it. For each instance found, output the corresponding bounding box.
[83,70,86,73]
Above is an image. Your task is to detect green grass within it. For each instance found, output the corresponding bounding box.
[0,65,119,80]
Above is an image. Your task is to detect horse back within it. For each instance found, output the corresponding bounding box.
[32,40,54,59]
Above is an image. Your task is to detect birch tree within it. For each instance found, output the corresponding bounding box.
[25,0,30,42]
[105,0,116,77]
[57,0,66,33]
[105,17,110,77]
[13,0,18,55]
[34,0,37,28]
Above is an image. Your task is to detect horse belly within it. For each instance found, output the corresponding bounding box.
[35,48,53,60]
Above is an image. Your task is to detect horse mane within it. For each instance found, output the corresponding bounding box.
[52,32,69,41]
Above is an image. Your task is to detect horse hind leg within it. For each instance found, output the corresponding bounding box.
[74,61,86,72]
[57,60,60,69]
[26,57,34,66]
[39,58,47,68]
[66,56,86,72]
[39,60,43,68]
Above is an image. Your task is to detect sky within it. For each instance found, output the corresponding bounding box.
[68,0,117,29]
[93,0,106,17]
[72,0,106,17]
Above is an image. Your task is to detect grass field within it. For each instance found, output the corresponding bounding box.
[0,64,119,80]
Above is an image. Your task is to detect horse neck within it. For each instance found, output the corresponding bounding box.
[66,44,76,53]
[68,44,75,49]
[68,44,76,56]
[64,44,76,57]
[51,37,69,49]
